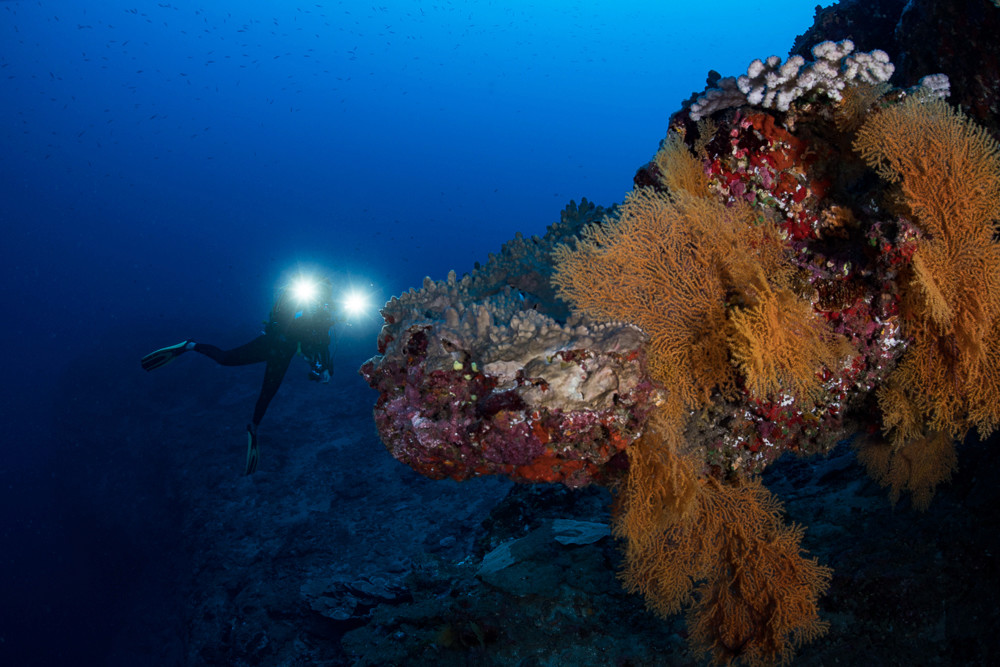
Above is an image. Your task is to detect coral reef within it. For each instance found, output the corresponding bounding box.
[688,40,894,121]
[363,33,1000,667]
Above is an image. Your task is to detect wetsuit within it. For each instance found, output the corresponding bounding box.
[193,288,334,427]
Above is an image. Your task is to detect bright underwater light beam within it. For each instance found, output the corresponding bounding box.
[342,290,369,317]
[291,277,318,303]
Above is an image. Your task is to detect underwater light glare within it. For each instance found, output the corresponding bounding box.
[343,290,369,316]
[291,277,319,303]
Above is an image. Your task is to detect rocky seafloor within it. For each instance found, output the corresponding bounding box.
[61,345,998,666]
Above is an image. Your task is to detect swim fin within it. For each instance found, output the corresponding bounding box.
[245,423,260,475]
[141,341,194,371]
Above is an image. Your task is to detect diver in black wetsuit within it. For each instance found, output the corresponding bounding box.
[141,277,336,475]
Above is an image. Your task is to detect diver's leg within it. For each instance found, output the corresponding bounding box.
[244,346,295,475]
[141,340,196,371]
[193,335,271,366]
[251,347,295,426]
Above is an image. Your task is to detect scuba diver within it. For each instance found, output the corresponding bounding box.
[141,276,336,475]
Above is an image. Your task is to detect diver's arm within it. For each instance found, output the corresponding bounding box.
[303,345,332,382]
[301,325,333,382]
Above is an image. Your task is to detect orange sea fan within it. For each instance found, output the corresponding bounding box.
[613,435,831,666]
[855,94,1000,461]
[687,478,831,666]
[853,430,958,511]
[613,405,706,617]
[552,186,738,409]
[728,284,844,403]
[853,97,1000,242]
[655,129,713,198]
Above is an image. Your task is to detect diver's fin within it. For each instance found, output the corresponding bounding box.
[141,341,193,372]
[245,423,260,475]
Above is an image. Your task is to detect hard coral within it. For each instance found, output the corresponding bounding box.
[361,257,655,487]
[688,40,894,121]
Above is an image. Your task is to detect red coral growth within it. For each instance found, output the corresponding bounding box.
[702,111,830,243]
[360,323,653,486]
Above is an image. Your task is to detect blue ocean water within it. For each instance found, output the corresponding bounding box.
[0,1,827,664]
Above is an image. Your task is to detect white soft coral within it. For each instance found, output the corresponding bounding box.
[689,40,896,120]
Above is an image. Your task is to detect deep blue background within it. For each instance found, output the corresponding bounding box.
[0,1,826,663]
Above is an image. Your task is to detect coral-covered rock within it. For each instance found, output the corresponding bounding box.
[361,267,655,487]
